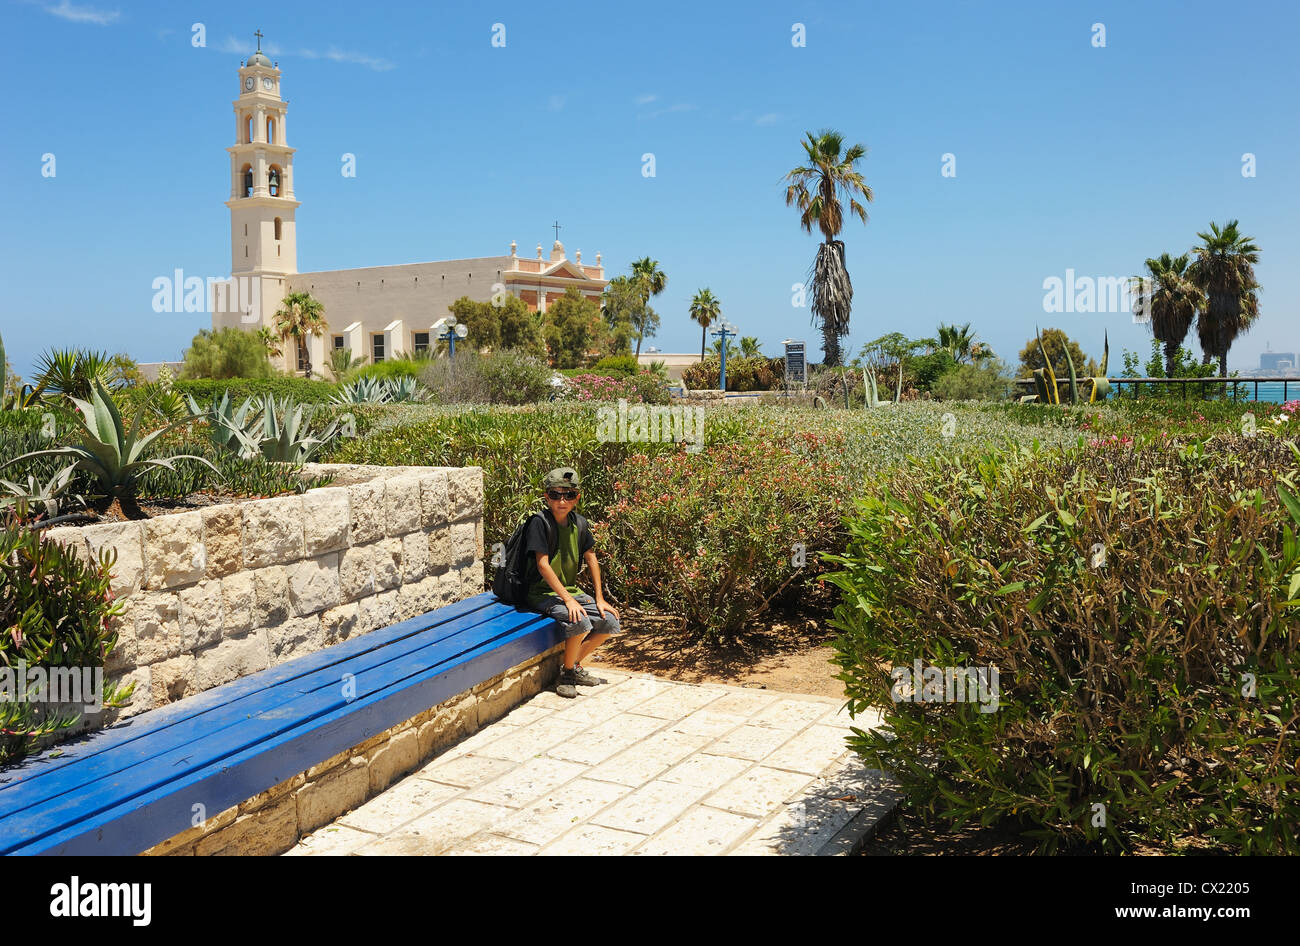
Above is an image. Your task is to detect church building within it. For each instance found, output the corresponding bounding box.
[211,36,608,375]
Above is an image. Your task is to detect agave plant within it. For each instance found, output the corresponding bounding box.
[187,391,261,458]
[0,465,79,519]
[1022,328,1110,405]
[863,364,902,408]
[331,376,392,405]
[256,395,341,464]
[0,379,216,513]
[385,377,426,403]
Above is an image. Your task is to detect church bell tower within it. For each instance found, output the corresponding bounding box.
[226,32,299,292]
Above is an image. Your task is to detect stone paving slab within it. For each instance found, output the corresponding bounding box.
[288,668,897,856]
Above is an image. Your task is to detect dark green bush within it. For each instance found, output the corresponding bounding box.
[909,350,959,391]
[591,355,640,377]
[827,435,1300,853]
[174,377,340,405]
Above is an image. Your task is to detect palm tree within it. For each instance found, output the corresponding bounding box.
[784,129,874,366]
[256,327,283,359]
[273,291,328,379]
[689,289,721,361]
[1187,221,1260,377]
[630,258,667,357]
[1136,253,1204,377]
[739,336,762,359]
[934,323,979,364]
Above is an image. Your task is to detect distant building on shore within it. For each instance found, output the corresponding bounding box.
[1259,351,1297,373]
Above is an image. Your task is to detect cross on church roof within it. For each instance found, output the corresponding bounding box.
[255,29,264,51]
[552,220,561,241]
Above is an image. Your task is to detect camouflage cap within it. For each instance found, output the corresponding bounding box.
[542,467,582,490]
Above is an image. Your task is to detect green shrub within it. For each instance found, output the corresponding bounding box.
[174,377,339,405]
[591,355,640,377]
[0,510,133,762]
[417,350,555,405]
[681,356,784,392]
[827,435,1300,853]
[909,350,959,391]
[352,359,424,383]
[180,328,276,380]
[931,359,1015,401]
[598,436,845,641]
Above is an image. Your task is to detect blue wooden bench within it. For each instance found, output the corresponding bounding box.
[0,593,561,856]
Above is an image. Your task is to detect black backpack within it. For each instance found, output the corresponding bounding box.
[491,509,594,606]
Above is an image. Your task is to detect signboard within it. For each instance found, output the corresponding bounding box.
[783,339,806,385]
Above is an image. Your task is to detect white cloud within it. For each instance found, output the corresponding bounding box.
[635,93,658,105]
[645,103,697,119]
[548,94,566,111]
[215,35,395,71]
[755,113,781,126]
[43,1,119,25]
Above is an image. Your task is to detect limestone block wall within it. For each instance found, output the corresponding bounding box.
[39,464,485,730]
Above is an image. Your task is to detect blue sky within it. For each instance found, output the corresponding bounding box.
[2,0,1297,378]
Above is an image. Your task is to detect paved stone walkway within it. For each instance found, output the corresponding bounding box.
[286,669,898,856]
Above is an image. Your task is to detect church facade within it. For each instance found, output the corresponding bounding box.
[211,39,608,375]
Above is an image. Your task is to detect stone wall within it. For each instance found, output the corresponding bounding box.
[39,463,485,730]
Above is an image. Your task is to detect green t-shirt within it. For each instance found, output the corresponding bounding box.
[526,513,588,601]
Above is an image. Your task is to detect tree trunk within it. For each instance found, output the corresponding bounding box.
[700,324,706,361]
[1219,353,1227,378]
[821,322,842,368]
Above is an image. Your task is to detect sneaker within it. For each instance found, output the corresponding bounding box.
[571,664,606,686]
[556,668,578,699]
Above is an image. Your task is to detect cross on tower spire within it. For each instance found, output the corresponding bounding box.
[552,220,562,241]
[254,29,264,51]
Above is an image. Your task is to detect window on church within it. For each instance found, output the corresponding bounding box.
[267,117,276,144]
[413,332,429,355]
[244,114,253,144]
[332,335,344,350]
[296,340,308,373]
[242,165,253,198]
[274,217,282,240]
[268,167,281,198]
[372,335,385,363]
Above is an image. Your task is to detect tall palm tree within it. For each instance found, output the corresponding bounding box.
[1136,253,1204,377]
[630,258,667,357]
[689,289,721,361]
[738,336,762,359]
[784,129,874,366]
[1187,221,1260,377]
[273,291,328,379]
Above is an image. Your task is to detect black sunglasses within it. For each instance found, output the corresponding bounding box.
[546,489,580,501]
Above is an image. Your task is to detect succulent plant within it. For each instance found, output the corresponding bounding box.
[0,379,216,503]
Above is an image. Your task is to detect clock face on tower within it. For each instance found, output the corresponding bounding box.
[244,76,254,91]
[262,77,274,90]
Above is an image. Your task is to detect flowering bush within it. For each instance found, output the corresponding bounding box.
[557,372,669,405]
[597,437,845,642]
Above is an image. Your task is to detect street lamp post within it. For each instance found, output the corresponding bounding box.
[711,319,738,392]
[432,316,469,358]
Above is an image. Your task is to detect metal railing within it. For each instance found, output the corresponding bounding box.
[1015,377,1300,402]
